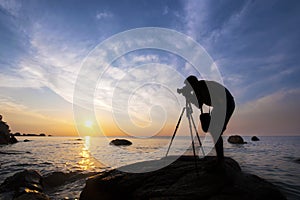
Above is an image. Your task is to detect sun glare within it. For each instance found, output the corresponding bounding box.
[84,120,93,128]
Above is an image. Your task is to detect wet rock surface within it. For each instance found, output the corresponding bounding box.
[80,156,286,200]
[0,169,48,200]
[0,170,97,200]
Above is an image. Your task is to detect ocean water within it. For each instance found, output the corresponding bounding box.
[0,136,299,200]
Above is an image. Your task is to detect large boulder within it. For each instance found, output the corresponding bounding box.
[109,139,132,146]
[0,169,49,200]
[251,136,260,141]
[228,135,247,144]
[80,156,286,200]
[0,117,18,145]
[0,121,10,144]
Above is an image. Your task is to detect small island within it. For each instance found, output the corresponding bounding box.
[14,133,47,137]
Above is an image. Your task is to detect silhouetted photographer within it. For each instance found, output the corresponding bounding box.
[178,76,235,161]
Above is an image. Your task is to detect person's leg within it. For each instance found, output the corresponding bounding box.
[215,136,224,161]
[222,97,235,132]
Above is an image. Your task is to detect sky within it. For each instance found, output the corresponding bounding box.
[0,0,299,136]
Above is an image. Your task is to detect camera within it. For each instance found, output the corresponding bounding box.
[177,86,193,98]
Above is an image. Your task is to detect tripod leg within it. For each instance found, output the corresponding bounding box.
[166,107,186,157]
[187,111,198,173]
[190,114,205,157]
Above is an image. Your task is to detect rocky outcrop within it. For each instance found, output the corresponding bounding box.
[9,134,18,144]
[228,135,247,144]
[0,116,18,145]
[251,136,260,141]
[0,170,97,200]
[0,169,49,200]
[80,156,286,200]
[109,139,132,146]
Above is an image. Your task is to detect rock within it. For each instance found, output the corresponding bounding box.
[0,117,18,144]
[80,156,286,200]
[43,172,73,188]
[9,134,18,144]
[0,121,11,144]
[251,136,260,141]
[0,169,45,199]
[228,135,247,144]
[109,139,132,146]
[13,192,50,200]
[24,139,31,142]
[42,171,98,189]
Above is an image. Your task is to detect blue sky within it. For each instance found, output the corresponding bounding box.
[0,0,299,135]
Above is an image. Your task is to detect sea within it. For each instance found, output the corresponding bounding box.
[0,136,299,200]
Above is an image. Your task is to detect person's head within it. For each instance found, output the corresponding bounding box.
[184,75,198,87]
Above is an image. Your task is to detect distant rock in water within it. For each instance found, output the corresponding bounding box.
[228,135,247,144]
[80,156,286,200]
[251,136,260,141]
[24,139,31,142]
[0,115,18,145]
[110,139,132,146]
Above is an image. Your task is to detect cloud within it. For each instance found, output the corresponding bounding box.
[182,0,300,105]
[163,6,169,15]
[0,0,21,17]
[96,10,113,20]
[228,89,300,135]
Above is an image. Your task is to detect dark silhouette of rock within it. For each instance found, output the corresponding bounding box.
[9,134,18,144]
[14,192,50,200]
[0,169,49,199]
[110,139,132,146]
[24,139,31,142]
[43,172,73,188]
[21,133,47,137]
[0,122,10,144]
[228,135,247,144]
[14,132,21,136]
[251,136,260,141]
[42,171,98,189]
[80,156,286,200]
[0,115,18,145]
[0,170,97,200]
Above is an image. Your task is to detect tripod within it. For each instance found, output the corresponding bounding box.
[166,100,205,159]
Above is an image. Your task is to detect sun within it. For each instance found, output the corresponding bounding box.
[84,120,93,128]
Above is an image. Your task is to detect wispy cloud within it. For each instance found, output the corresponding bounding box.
[96,10,113,20]
[0,0,21,17]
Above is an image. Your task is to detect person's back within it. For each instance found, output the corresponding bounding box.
[192,80,233,109]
